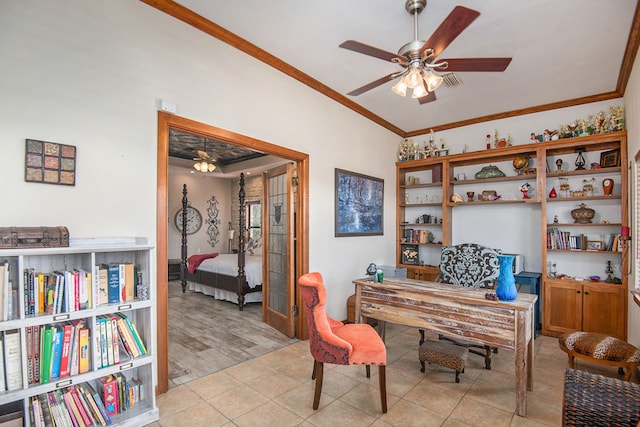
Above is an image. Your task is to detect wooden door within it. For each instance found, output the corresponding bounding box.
[543,280,582,337]
[262,163,296,337]
[582,283,626,339]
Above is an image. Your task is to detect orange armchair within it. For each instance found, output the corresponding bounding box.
[298,272,387,413]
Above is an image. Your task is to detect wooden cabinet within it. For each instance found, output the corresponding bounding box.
[0,237,159,426]
[544,280,626,338]
[396,131,628,339]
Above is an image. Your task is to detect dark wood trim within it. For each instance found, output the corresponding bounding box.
[143,0,639,138]
[140,0,403,136]
[156,111,310,394]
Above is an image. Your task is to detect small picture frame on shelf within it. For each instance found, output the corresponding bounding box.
[587,240,603,251]
[600,149,620,168]
[401,244,419,265]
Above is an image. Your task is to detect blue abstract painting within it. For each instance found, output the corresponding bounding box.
[335,169,384,236]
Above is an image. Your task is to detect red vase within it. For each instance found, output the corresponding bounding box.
[549,187,557,198]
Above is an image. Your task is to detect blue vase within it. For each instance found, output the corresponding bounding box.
[496,255,518,301]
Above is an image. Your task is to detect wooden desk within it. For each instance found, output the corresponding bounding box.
[352,276,537,417]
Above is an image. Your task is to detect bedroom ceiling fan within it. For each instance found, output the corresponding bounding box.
[339,0,512,104]
[193,149,217,173]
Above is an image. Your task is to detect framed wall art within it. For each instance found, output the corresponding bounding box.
[335,168,384,237]
[600,149,620,168]
[24,139,76,186]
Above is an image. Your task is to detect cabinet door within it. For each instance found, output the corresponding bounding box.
[418,268,439,282]
[406,267,421,280]
[582,283,626,339]
[543,281,582,336]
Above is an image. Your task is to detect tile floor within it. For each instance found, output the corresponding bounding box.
[151,321,637,426]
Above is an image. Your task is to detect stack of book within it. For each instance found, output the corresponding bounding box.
[93,263,139,305]
[29,382,114,426]
[95,314,147,370]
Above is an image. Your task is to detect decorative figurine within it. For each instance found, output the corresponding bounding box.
[553,214,559,224]
[575,147,586,170]
[366,263,378,282]
[556,158,563,172]
[520,183,531,199]
[605,260,614,283]
[485,134,491,150]
[466,191,475,202]
[549,187,557,198]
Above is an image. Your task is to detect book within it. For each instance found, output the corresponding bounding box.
[99,317,108,368]
[107,265,120,304]
[69,321,81,376]
[33,326,41,384]
[96,265,109,306]
[120,314,147,355]
[104,316,115,367]
[62,388,83,427]
[115,319,137,358]
[123,263,136,302]
[0,260,6,321]
[78,324,90,374]
[76,383,107,426]
[69,386,93,427]
[40,326,53,384]
[49,327,64,380]
[98,375,119,416]
[118,264,126,303]
[0,333,6,392]
[110,317,120,365]
[59,322,75,378]
[26,325,34,385]
[81,382,112,425]
[4,329,23,391]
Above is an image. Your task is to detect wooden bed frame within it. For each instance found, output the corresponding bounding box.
[179,173,262,310]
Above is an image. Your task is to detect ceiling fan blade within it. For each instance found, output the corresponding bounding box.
[340,40,407,64]
[420,6,480,58]
[418,91,437,105]
[347,73,398,96]
[439,58,512,72]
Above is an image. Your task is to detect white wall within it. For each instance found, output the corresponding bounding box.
[167,167,233,259]
[0,1,398,320]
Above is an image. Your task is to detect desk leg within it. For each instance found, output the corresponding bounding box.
[528,309,534,392]
[514,310,528,417]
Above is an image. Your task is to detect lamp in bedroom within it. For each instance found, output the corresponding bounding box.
[228,229,235,253]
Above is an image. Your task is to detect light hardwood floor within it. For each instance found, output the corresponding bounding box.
[168,280,297,387]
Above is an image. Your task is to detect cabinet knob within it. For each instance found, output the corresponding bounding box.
[577,290,581,294]
[584,291,589,295]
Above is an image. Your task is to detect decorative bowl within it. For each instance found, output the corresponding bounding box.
[571,203,595,224]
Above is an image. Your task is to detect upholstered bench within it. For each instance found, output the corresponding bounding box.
[418,340,468,383]
[559,331,640,381]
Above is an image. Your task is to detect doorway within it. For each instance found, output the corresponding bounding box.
[156,112,309,393]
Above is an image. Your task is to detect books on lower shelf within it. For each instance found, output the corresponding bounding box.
[95,313,147,370]
[29,373,146,427]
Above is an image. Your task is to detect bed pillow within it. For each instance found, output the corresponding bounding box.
[247,236,262,255]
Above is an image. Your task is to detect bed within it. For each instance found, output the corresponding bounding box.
[179,174,263,310]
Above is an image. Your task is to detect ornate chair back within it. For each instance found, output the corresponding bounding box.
[440,243,500,288]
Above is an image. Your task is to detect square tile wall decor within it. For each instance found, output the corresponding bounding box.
[25,139,76,186]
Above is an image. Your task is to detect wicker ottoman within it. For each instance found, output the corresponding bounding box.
[559,331,640,381]
[418,340,468,383]
[563,368,640,427]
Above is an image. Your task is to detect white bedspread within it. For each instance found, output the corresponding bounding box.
[194,254,262,288]
[188,254,263,304]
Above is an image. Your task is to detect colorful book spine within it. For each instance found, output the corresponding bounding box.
[107,265,120,304]
[4,329,23,391]
[49,327,64,380]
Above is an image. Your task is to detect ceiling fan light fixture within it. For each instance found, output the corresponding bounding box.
[404,68,423,89]
[392,79,408,96]
[424,71,444,92]
[193,161,216,173]
[411,81,428,98]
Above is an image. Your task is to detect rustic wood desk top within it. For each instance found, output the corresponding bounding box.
[352,276,537,417]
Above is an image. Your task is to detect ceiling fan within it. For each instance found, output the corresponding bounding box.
[339,0,512,104]
[193,150,217,173]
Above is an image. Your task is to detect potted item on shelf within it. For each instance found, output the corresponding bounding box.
[481,190,501,201]
[571,203,595,224]
[474,165,506,179]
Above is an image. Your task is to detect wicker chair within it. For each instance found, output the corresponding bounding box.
[562,368,640,427]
